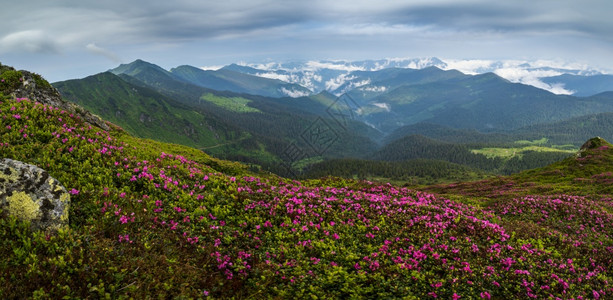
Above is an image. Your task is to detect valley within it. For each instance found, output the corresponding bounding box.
[52,59,613,184]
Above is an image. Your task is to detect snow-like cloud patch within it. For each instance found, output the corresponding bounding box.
[361,85,387,92]
[305,61,365,72]
[325,74,357,91]
[256,71,321,92]
[200,65,224,71]
[256,72,292,82]
[242,62,283,71]
[494,67,575,95]
[442,59,496,74]
[279,87,311,98]
[372,102,391,112]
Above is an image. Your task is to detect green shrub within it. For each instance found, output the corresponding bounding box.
[0,69,23,94]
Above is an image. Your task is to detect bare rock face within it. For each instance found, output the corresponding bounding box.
[0,158,70,233]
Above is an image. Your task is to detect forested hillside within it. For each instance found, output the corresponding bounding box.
[49,59,613,183]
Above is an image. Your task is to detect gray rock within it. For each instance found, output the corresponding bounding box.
[8,69,111,131]
[0,158,70,233]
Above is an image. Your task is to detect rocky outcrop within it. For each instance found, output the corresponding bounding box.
[0,158,70,233]
[3,65,110,131]
[577,136,610,158]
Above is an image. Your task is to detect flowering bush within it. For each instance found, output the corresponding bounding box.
[1,97,612,298]
[0,69,23,93]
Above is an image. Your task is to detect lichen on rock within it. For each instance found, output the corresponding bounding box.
[7,191,40,221]
[0,158,70,232]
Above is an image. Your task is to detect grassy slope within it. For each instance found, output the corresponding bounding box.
[1,94,613,299]
[426,137,613,199]
[199,93,261,113]
[53,72,242,148]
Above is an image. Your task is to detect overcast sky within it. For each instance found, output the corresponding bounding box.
[1,0,612,82]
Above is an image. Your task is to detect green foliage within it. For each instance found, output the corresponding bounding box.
[302,158,487,185]
[31,72,52,90]
[53,72,244,149]
[0,69,23,94]
[200,93,261,113]
[1,95,613,298]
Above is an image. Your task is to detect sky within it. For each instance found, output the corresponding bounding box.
[1,0,612,82]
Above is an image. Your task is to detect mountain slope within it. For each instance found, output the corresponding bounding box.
[53,72,242,148]
[62,61,382,175]
[109,59,227,107]
[541,73,613,97]
[385,122,514,145]
[171,65,311,98]
[363,72,613,133]
[428,137,613,198]
[341,66,467,102]
[514,111,613,145]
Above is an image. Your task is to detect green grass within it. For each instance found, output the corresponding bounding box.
[471,145,575,160]
[200,93,261,113]
[514,137,548,146]
[428,137,613,198]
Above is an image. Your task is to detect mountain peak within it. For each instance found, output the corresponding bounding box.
[109,59,170,77]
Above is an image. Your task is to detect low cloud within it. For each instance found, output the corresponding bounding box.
[86,43,122,63]
[494,67,575,95]
[372,102,391,112]
[279,87,311,98]
[0,30,60,54]
[305,61,365,72]
[199,65,224,71]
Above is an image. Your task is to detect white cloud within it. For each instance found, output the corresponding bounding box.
[86,43,122,63]
[256,72,292,82]
[279,87,311,98]
[200,65,224,71]
[493,67,575,95]
[305,61,365,72]
[325,74,357,91]
[0,30,60,54]
[361,85,387,92]
[442,59,496,74]
[243,62,283,71]
[372,102,391,112]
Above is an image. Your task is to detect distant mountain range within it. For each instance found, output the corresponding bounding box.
[52,58,613,180]
[54,60,381,177]
[222,57,612,97]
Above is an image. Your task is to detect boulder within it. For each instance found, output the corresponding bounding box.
[0,158,70,232]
